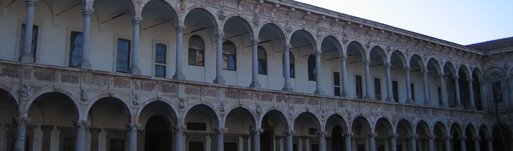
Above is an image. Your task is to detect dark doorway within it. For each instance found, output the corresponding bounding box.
[224,143,237,151]
[261,116,274,151]
[189,142,203,151]
[145,115,172,151]
[331,126,343,151]
[453,133,461,151]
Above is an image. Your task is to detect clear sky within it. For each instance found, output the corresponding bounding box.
[294,0,513,45]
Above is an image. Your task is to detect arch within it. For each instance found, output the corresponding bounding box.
[222,16,255,34]
[24,88,80,117]
[320,35,343,56]
[351,116,372,133]
[290,29,317,51]
[410,54,425,70]
[256,23,286,46]
[459,64,472,80]
[183,103,220,127]
[443,61,458,76]
[292,112,322,131]
[390,50,408,67]
[141,0,179,27]
[84,93,133,120]
[396,118,414,134]
[0,85,19,107]
[144,114,172,151]
[224,105,258,127]
[346,41,366,59]
[472,68,484,83]
[465,123,478,137]
[369,46,388,63]
[261,109,290,130]
[416,120,432,135]
[137,100,178,125]
[450,122,464,136]
[484,67,506,80]
[325,114,349,132]
[224,107,257,134]
[375,117,394,134]
[86,96,133,125]
[479,124,491,137]
[426,58,443,74]
[183,8,219,36]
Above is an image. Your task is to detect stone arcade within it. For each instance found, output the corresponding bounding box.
[0,0,512,151]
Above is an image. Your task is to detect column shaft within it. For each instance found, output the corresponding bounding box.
[314,50,324,95]
[80,8,93,69]
[75,120,90,151]
[130,17,142,75]
[126,123,140,151]
[444,137,452,151]
[460,137,466,151]
[487,138,493,151]
[41,125,54,151]
[282,45,293,91]
[468,79,477,110]
[13,117,30,151]
[364,60,372,99]
[440,74,449,107]
[454,76,462,108]
[369,133,377,151]
[427,136,434,151]
[385,63,395,102]
[243,135,250,151]
[173,125,186,151]
[215,127,227,151]
[284,130,295,151]
[173,25,186,79]
[423,70,430,105]
[213,32,225,84]
[21,0,37,63]
[343,133,353,151]
[252,129,262,151]
[405,67,413,104]
[474,138,481,151]
[90,128,101,151]
[341,56,349,97]
[317,131,327,151]
[409,135,418,151]
[390,134,398,151]
[250,39,261,88]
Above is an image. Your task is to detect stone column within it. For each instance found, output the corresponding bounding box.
[242,135,250,151]
[343,132,353,151]
[473,137,481,151]
[439,73,449,107]
[426,135,435,151]
[317,131,328,151]
[454,76,462,108]
[210,133,217,151]
[409,134,418,151]
[90,128,101,151]
[21,0,37,63]
[80,8,93,69]
[283,45,293,91]
[251,128,263,151]
[215,127,227,151]
[40,125,54,151]
[468,79,477,110]
[459,136,467,151]
[385,63,395,102]
[75,120,90,151]
[390,134,398,151]
[173,25,186,79]
[125,123,141,151]
[363,59,372,99]
[486,137,493,151]
[326,137,332,151]
[405,66,413,104]
[301,136,307,151]
[444,135,452,151]
[422,69,431,105]
[314,50,324,95]
[213,32,225,84]
[368,133,377,151]
[340,55,349,97]
[129,17,142,75]
[13,117,30,151]
[173,125,186,151]
[275,135,282,151]
[283,130,295,151]
[250,38,261,88]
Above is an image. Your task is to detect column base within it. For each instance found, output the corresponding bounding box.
[173,73,186,80]
[455,105,463,109]
[364,95,370,100]
[441,103,449,108]
[80,61,92,70]
[314,89,324,95]
[282,86,293,92]
[405,99,413,104]
[250,81,261,88]
[130,68,141,75]
[470,106,477,110]
[423,101,431,106]
[213,77,225,85]
[386,97,396,102]
[20,55,34,63]
[341,92,349,98]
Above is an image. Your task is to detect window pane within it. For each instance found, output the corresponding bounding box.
[69,32,83,67]
[356,75,362,99]
[223,41,236,70]
[308,55,316,81]
[188,49,196,65]
[196,50,204,66]
[188,35,205,66]
[155,65,165,77]
[393,81,399,102]
[116,39,130,72]
[258,47,267,74]
[155,44,166,64]
[334,72,340,86]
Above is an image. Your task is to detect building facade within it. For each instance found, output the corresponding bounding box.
[0,0,512,151]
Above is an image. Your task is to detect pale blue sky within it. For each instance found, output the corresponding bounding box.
[295,0,513,45]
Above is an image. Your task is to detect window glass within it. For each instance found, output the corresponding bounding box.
[257,46,267,75]
[393,81,399,102]
[188,35,204,66]
[116,39,130,73]
[155,43,166,77]
[308,55,316,81]
[356,75,362,99]
[69,32,83,67]
[222,41,236,70]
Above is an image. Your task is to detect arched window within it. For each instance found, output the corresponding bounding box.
[282,52,295,78]
[222,41,236,71]
[188,35,204,66]
[308,55,316,81]
[258,46,267,75]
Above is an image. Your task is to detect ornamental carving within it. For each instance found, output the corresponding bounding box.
[0,67,20,78]
[161,83,178,93]
[178,98,186,110]
[253,14,260,26]
[260,93,273,102]
[288,109,294,118]
[34,70,53,81]
[90,76,108,87]
[185,87,200,95]
[140,82,156,91]
[219,103,225,113]
[61,73,79,84]
[256,104,262,115]
[202,87,218,97]
[18,83,31,99]
[320,110,326,119]
[80,89,89,103]
[218,9,226,20]
[131,94,142,107]
[285,22,292,33]
[225,89,238,99]
[113,77,130,88]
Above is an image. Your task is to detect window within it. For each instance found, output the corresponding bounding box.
[69,32,83,67]
[20,24,38,62]
[438,87,442,105]
[62,137,75,151]
[258,46,267,75]
[282,52,295,78]
[393,81,399,102]
[155,44,166,77]
[411,83,415,101]
[355,75,362,99]
[375,78,381,100]
[334,72,341,96]
[110,139,124,151]
[188,35,204,66]
[116,39,131,73]
[491,81,503,103]
[222,41,236,70]
[308,55,316,81]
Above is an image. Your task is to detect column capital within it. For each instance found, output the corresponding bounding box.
[426,135,436,139]
[282,44,292,49]
[384,63,392,67]
[215,32,224,41]
[74,120,90,128]
[404,66,411,70]
[172,125,187,132]
[453,75,459,79]
[90,127,102,133]
[443,135,452,140]
[314,50,323,56]
[485,136,493,141]
[40,125,54,131]
[472,136,481,140]
[174,25,186,32]
[283,129,296,136]
[438,73,445,77]
[408,134,418,139]
[459,136,467,140]
[250,128,264,134]
[125,123,141,130]
[13,117,31,125]
[274,135,282,140]
[368,133,378,138]
[251,38,260,45]
[467,78,474,82]
[315,131,328,136]
[342,132,354,137]
[82,8,94,17]
[363,59,371,64]
[389,133,399,138]
[214,127,228,134]
[25,0,38,7]
[421,68,429,73]
[242,134,250,140]
[131,17,143,25]
[339,55,348,60]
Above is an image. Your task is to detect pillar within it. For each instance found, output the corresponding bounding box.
[213,32,225,84]
[13,117,30,151]
[343,132,353,151]
[283,45,293,91]
[454,76,462,108]
[283,130,295,151]
[364,59,372,99]
[326,137,332,151]
[341,55,349,97]
[390,134,398,151]
[250,38,261,88]
[317,131,327,151]
[385,63,395,102]
[468,79,477,110]
[444,135,452,151]
[40,125,54,151]
[129,17,142,75]
[210,133,217,151]
[459,136,466,151]
[473,137,481,151]
[275,135,282,151]
[243,135,250,151]
[20,0,37,63]
[422,69,430,105]
[75,120,90,151]
[80,7,93,69]
[173,25,186,79]
[486,137,493,151]
[215,127,227,151]
[251,128,263,151]
[409,134,418,151]
[368,133,377,151]
[405,66,413,104]
[301,136,307,151]
[173,125,186,151]
[125,123,141,151]
[426,135,435,151]
[314,50,324,95]
[90,128,101,151]
[440,73,449,107]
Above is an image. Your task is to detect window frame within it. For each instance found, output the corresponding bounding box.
[222,41,237,71]
[68,31,83,67]
[308,55,316,81]
[257,46,267,75]
[355,75,363,99]
[333,72,341,96]
[375,78,381,101]
[188,35,205,67]
[154,43,167,77]
[115,38,131,73]
[392,80,399,102]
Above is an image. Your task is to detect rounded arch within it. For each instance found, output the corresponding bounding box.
[410,54,426,70]
[224,106,257,134]
[416,120,432,135]
[261,109,290,130]
[183,8,219,36]
[290,29,317,51]
[375,117,394,134]
[320,35,343,56]
[223,105,258,127]
[84,93,133,120]
[137,100,178,125]
[434,121,449,136]
[369,46,388,63]
[23,88,80,117]
[141,0,179,26]
[472,67,484,82]
[325,114,349,133]
[351,116,372,133]
[450,122,464,136]
[465,123,478,137]
[222,15,255,34]
[292,111,322,131]
[396,118,414,135]
[390,50,408,67]
[479,124,491,137]
[257,23,286,45]
[459,64,472,80]
[426,57,443,74]
[443,61,458,76]
[484,67,507,80]
[183,103,220,127]
[26,92,80,127]
[346,41,366,58]
[0,84,19,106]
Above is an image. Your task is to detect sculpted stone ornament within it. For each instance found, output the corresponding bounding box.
[80,89,89,103]
[178,98,186,110]
[179,0,186,11]
[320,110,326,119]
[74,120,91,128]
[342,35,348,44]
[282,129,296,135]
[285,22,292,33]
[214,127,228,134]
[131,94,142,107]
[316,29,322,38]
[218,9,226,20]
[219,103,225,113]
[366,41,371,48]
[256,104,262,115]
[315,131,328,136]
[288,109,294,118]
[172,125,187,132]
[250,128,264,134]
[19,83,31,99]
[253,14,260,26]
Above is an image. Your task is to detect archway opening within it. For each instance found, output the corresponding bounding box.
[331,126,343,151]
[465,126,475,151]
[145,115,171,151]
[492,124,513,151]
